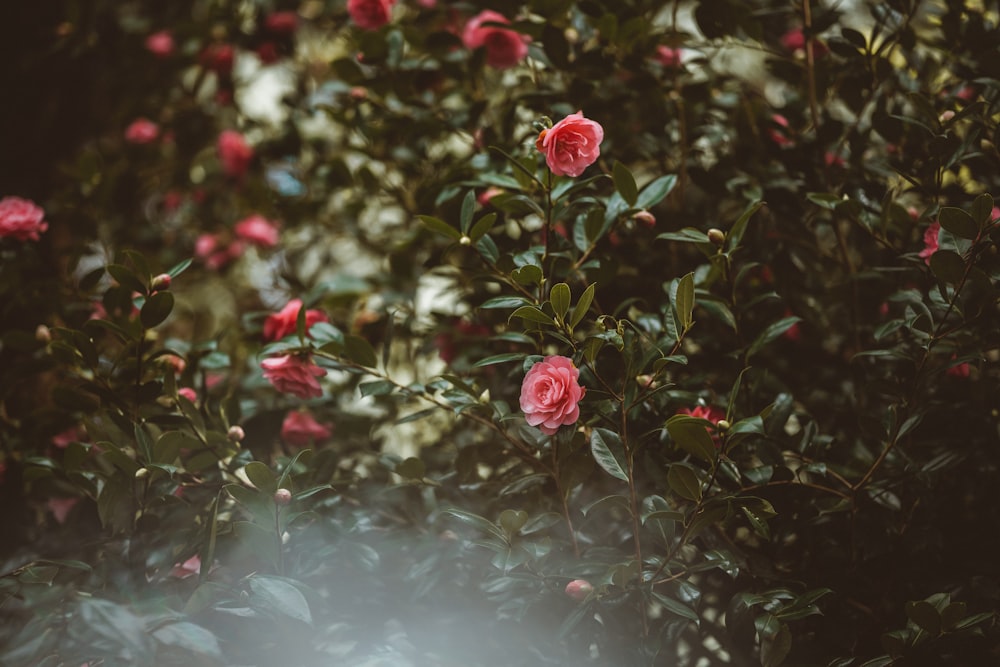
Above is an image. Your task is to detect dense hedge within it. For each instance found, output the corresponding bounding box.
[1,1,998,665]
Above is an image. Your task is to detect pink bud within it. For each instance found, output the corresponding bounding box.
[632,210,656,227]
[151,273,171,291]
[274,488,293,505]
[227,425,245,442]
[564,579,593,601]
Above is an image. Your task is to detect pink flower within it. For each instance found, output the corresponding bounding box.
[178,387,198,403]
[257,42,280,64]
[477,187,504,206]
[171,555,201,579]
[234,214,280,248]
[48,497,79,524]
[920,221,940,265]
[536,112,604,178]
[51,426,82,448]
[264,11,299,35]
[261,354,326,399]
[125,118,160,144]
[347,0,396,30]
[281,410,333,446]
[145,30,175,57]
[462,10,530,69]
[217,131,254,178]
[564,579,593,601]
[520,355,586,435]
[263,299,329,341]
[0,196,48,241]
[632,210,656,227]
[200,43,235,74]
[655,45,683,68]
[781,28,827,57]
[947,361,970,378]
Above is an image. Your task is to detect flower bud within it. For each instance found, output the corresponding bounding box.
[564,579,593,601]
[632,210,656,227]
[227,425,245,442]
[135,467,149,479]
[459,235,472,246]
[273,488,292,506]
[707,228,726,246]
[716,419,730,432]
[35,324,51,343]
[151,273,171,291]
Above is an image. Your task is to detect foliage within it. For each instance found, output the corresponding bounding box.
[1,0,999,665]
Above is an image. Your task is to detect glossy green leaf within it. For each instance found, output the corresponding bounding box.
[549,282,571,319]
[747,316,801,359]
[667,464,702,501]
[570,282,596,329]
[344,334,378,368]
[152,622,223,659]
[971,193,995,226]
[590,427,629,482]
[509,305,555,326]
[469,212,497,241]
[419,215,462,240]
[905,600,941,636]
[498,509,528,535]
[727,200,764,251]
[473,352,527,367]
[612,161,638,205]
[459,190,476,233]
[244,461,277,494]
[938,207,978,240]
[666,416,717,462]
[140,291,174,328]
[929,250,965,284]
[676,272,695,329]
[248,576,313,625]
[636,174,677,209]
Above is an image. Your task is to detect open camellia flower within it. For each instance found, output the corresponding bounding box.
[919,221,940,265]
[462,10,530,69]
[217,130,253,178]
[347,0,396,31]
[0,196,48,241]
[261,354,326,399]
[520,355,586,435]
[234,214,280,248]
[536,112,604,177]
[124,118,160,144]
[263,299,329,341]
[281,410,333,447]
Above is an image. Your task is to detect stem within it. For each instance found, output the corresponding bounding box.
[802,0,821,137]
[621,405,648,637]
[540,169,554,302]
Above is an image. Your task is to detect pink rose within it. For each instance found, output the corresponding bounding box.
[125,118,160,144]
[263,299,329,341]
[145,30,175,58]
[281,410,333,446]
[218,130,254,178]
[234,214,280,248]
[462,10,530,69]
[920,221,940,265]
[0,196,48,241]
[348,0,396,31]
[536,112,604,178]
[261,354,326,399]
[520,355,586,435]
[264,11,299,35]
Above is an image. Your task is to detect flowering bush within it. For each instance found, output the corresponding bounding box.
[1,1,999,666]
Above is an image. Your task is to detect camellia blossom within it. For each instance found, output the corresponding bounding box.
[655,45,683,68]
[462,10,530,69]
[217,130,254,178]
[347,0,396,31]
[0,196,48,241]
[520,355,586,435]
[263,299,329,341]
[919,221,940,265]
[264,11,299,35]
[234,214,280,248]
[261,354,326,399]
[145,30,175,58]
[281,410,333,446]
[124,118,160,144]
[536,112,604,178]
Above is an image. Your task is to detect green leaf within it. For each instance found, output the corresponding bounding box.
[657,228,710,244]
[166,257,193,279]
[747,316,801,359]
[761,622,792,667]
[469,212,497,241]
[938,207,979,240]
[549,282,571,320]
[344,334,378,368]
[498,509,528,536]
[676,272,695,329]
[905,600,941,636]
[395,457,425,479]
[107,263,147,295]
[509,305,555,326]
[140,291,174,328]
[480,296,533,309]
[477,234,500,264]
[248,575,313,625]
[929,250,966,284]
[971,193,995,227]
[152,622,222,660]
[419,215,462,240]
[666,416,717,462]
[441,507,506,540]
[590,428,629,482]
[473,352,527,367]
[612,161,638,206]
[727,200,764,251]
[668,464,702,501]
[636,174,677,209]
[510,265,543,285]
[570,283,596,329]
[459,190,476,233]
[651,591,700,622]
[359,380,395,397]
[806,192,842,210]
[244,461,277,494]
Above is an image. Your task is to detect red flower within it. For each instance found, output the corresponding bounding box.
[263,299,329,341]
[520,356,586,435]
[281,410,333,446]
[234,214,280,248]
[462,10,530,69]
[261,354,326,399]
[145,30,175,58]
[200,43,235,74]
[347,0,396,31]
[124,118,160,144]
[536,112,604,178]
[264,11,299,35]
[217,131,254,178]
[920,221,940,265]
[0,196,48,241]
[655,45,683,68]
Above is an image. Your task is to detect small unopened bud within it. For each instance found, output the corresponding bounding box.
[939,109,955,123]
[636,374,657,390]
[535,129,548,152]
[151,273,171,291]
[459,235,472,246]
[135,467,149,479]
[565,579,593,602]
[716,419,730,432]
[227,425,245,442]
[273,488,292,505]
[707,228,726,246]
[632,210,656,227]
[35,324,51,343]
